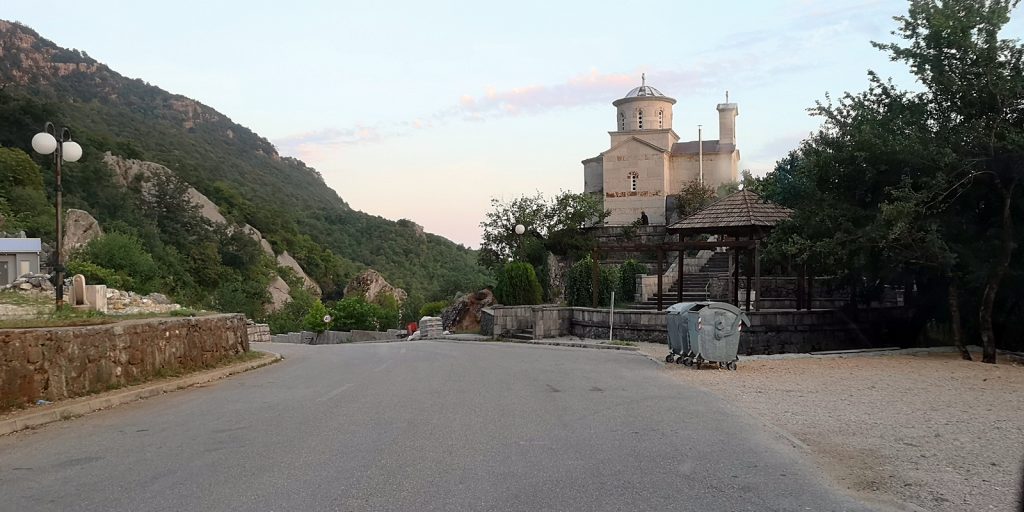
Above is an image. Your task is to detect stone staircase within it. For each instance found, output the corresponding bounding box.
[634,252,730,309]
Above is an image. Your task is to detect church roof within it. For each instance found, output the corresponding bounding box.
[624,85,667,98]
[669,190,792,235]
[671,140,736,155]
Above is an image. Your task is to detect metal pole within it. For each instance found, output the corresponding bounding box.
[54,127,65,309]
[609,291,615,342]
[698,125,704,185]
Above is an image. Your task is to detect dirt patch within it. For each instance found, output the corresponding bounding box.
[636,342,1024,511]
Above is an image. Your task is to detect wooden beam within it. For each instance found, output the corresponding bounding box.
[656,249,664,312]
[596,240,756,252]
[754,241,762,311]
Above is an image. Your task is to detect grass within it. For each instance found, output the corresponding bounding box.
[0,290,53,307]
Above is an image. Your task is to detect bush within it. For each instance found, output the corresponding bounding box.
[330,297,382,331]
[494,262,543,305]
[618,259,646,302]
[66,260,134,290]
[419,300,449,318]
[304,299,331,332]
[76,232,160,294]
[564,256,619,307]
[266,287,318,334]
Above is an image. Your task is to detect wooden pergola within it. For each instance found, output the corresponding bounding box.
[667,190,792,311]
[592,190,791,311]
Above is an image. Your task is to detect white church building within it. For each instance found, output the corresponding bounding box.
[582,77,740,226]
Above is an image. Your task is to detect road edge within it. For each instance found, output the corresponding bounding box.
[0,349,282,437]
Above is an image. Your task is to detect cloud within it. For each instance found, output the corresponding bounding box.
[274,125,385,162]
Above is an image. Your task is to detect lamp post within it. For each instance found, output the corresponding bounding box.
[31,122,83,308]
[514,224,525,261]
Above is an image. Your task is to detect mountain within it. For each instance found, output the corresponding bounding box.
[0,20,491,315]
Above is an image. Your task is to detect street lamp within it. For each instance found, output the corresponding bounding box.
[513,224,525,261]
[31,122,82,308]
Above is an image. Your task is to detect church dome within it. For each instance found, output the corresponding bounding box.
[624,85,666,98]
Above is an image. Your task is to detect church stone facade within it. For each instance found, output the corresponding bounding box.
[583,79,740,226]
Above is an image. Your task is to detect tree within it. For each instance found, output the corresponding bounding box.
[759,0,1024,363]
[494,262,543,306]
[672,180,717,220]
[478,191,607,268]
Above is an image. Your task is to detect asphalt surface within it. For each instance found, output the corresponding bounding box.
[0,341,874,511]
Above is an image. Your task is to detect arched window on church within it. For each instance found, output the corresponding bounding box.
[637,109,644,129]
[619,111,625,131]
[658,109,664,128]
[628,171,638,192]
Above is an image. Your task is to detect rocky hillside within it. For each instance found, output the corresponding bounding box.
[0,20,491,311]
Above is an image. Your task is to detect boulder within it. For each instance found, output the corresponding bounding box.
[344,269,407,305]
[63,209,104,257]
[266,275,291,313]
[441,289,496,332]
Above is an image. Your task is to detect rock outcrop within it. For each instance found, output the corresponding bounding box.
[62,209,103,257]
[344,269,407,305]
[441,289,497,332]
[103,153,323,307]
[277,251,321,295]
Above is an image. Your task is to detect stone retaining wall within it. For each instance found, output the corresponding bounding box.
[490,305,913,354]
[0,314,248,409]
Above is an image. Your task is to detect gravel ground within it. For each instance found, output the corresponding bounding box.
[635,342,1024,512]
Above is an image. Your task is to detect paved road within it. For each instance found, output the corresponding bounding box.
[0,341,873,511]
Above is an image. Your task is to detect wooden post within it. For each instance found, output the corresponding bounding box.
[656,248,664,311]
[754,241,762,311]
[745,249,752,312]
[732,244,740,307]
[677,246,684,304]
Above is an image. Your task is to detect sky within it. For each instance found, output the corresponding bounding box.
[5,0,1023,247]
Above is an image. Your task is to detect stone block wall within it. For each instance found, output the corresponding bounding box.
[0,314,248,409]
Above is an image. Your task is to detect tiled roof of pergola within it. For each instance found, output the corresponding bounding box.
[669,189,793,235]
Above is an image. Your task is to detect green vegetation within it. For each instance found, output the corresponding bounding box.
[418,300,449,318]
[754,0,1024,360]
[494,262,543,306]
[564,255,619,307]
[618,259,646,303]
[0,22,490,319]
[329,296,397,332]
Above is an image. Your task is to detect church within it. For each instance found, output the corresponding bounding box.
[582,77,740,225]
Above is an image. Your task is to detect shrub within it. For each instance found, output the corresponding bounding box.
[76,232,160,294]
[66,260,134,290]
[266,287,318,334]
[618,259,646,302]
[494,262,543,306]
[419,300,449,318]
[330,297,382,331]
[564,256,619,307]
[303,300,331,332]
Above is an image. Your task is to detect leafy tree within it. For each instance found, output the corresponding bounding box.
[330,297,383,331]
[479,191,607,268]
[493,262,543,306]
[266,287,318,334]
[618,259,646,302]
[303,299,331,333]
[759,0,1024,362]
[72,232,160,294]
[564,256,619,307]
[0,147,52,237]
[672,180,717,220]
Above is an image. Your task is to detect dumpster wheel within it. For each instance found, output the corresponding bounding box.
[725,360,737,371]
[665,353,676,363]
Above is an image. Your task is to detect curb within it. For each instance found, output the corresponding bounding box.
[0,350,282,437]
[428,337,642,352]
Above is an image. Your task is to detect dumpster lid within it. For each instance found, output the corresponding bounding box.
[666,302,708,314]
[704,302,751,325]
